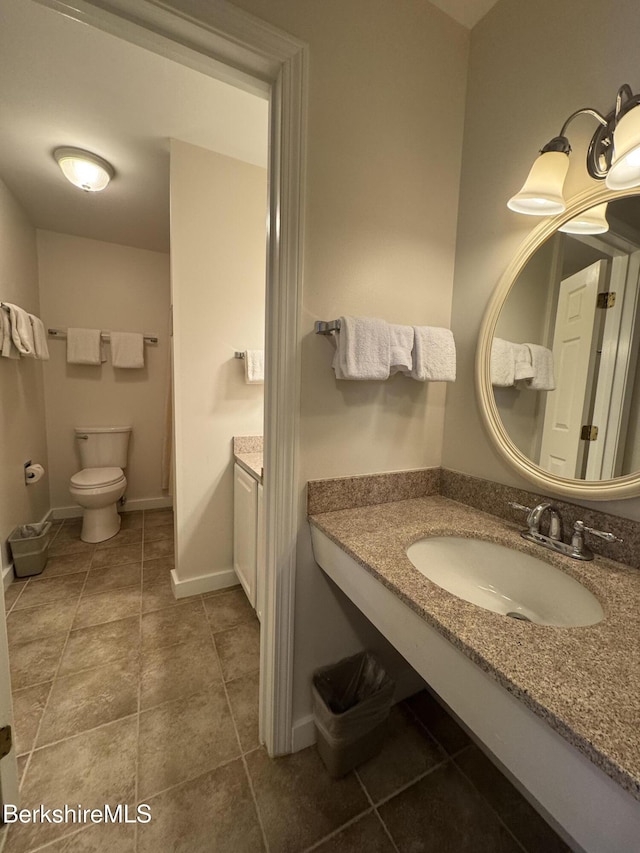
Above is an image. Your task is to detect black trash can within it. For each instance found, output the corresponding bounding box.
[312,652,394,778]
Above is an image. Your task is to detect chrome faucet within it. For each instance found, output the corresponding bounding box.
[570,520,623,561]
[526,502,562,541]
[508,501,623,561]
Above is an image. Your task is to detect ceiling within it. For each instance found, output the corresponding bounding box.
[0,0,269,253]
[430,0,500,28]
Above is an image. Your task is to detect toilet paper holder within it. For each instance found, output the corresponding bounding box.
[24,460,45,485]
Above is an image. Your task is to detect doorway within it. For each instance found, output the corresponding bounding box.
[0,0,305,809]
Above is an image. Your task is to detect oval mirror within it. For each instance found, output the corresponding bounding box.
[477,187,640,500]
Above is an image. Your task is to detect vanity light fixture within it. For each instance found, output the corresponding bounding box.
[53,147,114,192]
[508,84,640,216]
[559,202,609,235]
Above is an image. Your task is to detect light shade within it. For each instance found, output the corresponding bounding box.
[507,151,570,215]
[54,147,114,192]
[559,202,609,235]
[606,105,640,190]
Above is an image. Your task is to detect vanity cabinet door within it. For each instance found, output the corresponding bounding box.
[256,482,265,622]
[233,463,257,608]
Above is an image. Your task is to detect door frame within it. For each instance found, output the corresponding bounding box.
[36,0,307,756]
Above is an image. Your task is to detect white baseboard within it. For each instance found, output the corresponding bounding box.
[292,714,316,752]
[170,567,239,599]
[51,496,173,520]
[2,564,13,592]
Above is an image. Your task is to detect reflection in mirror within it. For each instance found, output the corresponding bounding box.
[492,196,640,481]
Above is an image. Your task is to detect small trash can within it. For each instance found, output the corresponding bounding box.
[8,522,52,578]
[312,651,394,778]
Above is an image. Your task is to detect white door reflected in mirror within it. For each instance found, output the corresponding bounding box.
[491,196,640,482]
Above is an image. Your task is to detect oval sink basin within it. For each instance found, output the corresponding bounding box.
[406,536,603,627]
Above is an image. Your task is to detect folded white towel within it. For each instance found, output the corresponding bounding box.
[244,350,264,384]
[110,331,144,369]
[389,324,414,375]
[411,326,456,382]
[491,338,516,386]
[524,344,555,391]
[513,344,534,381]
[28,314,50,361]
[67,328,104,365]
[0,309,19,359]
[332,316,390,380]
[3,302,35,357]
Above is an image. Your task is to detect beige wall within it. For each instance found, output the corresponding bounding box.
[163,0,469,725]
[170,140,266,583]
[0,180,49,573]
[442,0,640,522]
[37,231,171,509]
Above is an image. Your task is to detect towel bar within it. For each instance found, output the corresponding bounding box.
[47,328,158,345]
[314,319,341,335]
[234,352,246,359]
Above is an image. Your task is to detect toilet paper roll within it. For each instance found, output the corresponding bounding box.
[25,463,45,485]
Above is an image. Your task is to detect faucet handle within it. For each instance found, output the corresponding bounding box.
[574,520,623,544]
[508,501,532,514]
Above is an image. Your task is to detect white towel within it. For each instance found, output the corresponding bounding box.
[28,314,50,361]
[110,331,144,369]
[332,316,390,380]
[411,326,456,382]
[389,324,414,375]
[0,309,19,359]
[244,350,264,384]
[513,344,534,381]
[491,338,516,386]
[3,302,35,357]
[524,344,555,391]
[67,328,104,365]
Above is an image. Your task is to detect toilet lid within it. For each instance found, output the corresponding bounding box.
[70,467,125,489]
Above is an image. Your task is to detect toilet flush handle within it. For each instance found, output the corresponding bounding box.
[76,434,89,440]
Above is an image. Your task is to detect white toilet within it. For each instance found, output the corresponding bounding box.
[69,426,132,543]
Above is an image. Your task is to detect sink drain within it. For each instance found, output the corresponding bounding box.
[506,611,532,622]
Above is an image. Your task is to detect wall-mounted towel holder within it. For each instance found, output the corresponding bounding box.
[234,352,246,359]
[314,320,341,335]
[47,328,159,345]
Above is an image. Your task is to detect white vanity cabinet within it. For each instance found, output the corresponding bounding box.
[233,462,264,618]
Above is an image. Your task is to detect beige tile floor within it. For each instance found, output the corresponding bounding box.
[1,511,570,853]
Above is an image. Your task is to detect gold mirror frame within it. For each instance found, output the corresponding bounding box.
[476,185,640,500]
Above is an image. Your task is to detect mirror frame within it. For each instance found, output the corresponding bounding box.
[476,184,640,500]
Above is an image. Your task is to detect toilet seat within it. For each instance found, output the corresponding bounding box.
[70,467,125,490]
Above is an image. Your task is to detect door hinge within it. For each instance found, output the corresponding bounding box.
[597,292,616,309]
[581,425,599,441]
[0,726,12,760]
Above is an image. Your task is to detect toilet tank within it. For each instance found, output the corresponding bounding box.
[75,426,132,469]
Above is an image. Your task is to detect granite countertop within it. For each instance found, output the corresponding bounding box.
[233,435,263,482]
[308,495,640,801]
[235,451,263,482]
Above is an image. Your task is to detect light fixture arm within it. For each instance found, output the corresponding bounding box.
[541,87,640,181]
[558,108,608,138]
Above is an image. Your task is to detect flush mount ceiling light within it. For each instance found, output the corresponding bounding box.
[508,84,640,217]
[53,147,114,192]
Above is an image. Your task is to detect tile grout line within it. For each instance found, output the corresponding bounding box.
[353,768,401,853]
[200,597,271,853]
[133,510,145,853]
[131,749,251,808]
[451,755,530,853]
[12,557,93,849]
[299,805,377,853]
